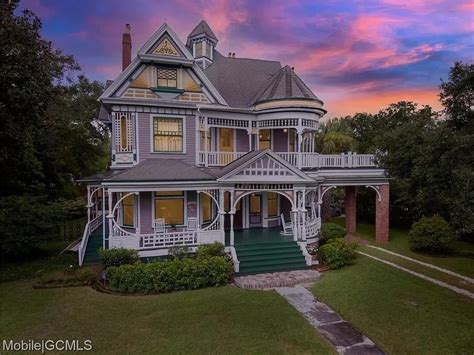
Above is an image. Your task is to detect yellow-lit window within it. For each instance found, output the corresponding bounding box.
[153,117,183,152]
[157,67,177,88]
[122,194,134,227]
[250,194,261,213]
[155,191,184,226]
[268,192,278,217]
[200,130,212,151]
[120,115,128,151]
[201,193,212,223]
[259,129,271,150]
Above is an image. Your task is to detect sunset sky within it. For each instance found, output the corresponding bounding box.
[19,0,473,118]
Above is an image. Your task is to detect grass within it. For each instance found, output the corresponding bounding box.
[328,217,474,278]
[313,256,474,355]
[0,281,334,354]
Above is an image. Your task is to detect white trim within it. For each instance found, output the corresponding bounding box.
[138,23,193,59]
[149,114,187,154]
[152,190,188,227]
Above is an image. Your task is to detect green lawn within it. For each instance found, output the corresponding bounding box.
[313,256,474,355]
[0,280,334,354]
[328,217,474,278]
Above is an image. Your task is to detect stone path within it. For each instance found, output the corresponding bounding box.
[234,269,320,289]
[275,286,385,355]
[359,251,474,299]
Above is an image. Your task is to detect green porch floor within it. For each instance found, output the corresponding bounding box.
[226,227,293,246]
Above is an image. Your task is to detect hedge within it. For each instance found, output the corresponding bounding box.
[106,255,233,294]
[319,239,357,269]
[320,223,346,244]
[99,248,140,269]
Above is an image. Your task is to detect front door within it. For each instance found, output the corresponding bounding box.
[249,193,262,227]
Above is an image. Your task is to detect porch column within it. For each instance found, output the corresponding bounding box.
[86,186,92,223]
[375,184,390,243]
[296,130,303,169]
[229,211,235,246]
[344,186,357,235]
[102,187,106,248]
[247,129,252,151]
[218,189,225,235]
[204,128,208,167]
[107,190,114,240]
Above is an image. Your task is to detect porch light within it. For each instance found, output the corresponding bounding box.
[283,128,288,133]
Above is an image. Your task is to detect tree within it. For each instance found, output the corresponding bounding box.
[439,61,474,131]
[0,1,78,196]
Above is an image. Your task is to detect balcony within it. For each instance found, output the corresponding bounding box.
[198,151,377,169]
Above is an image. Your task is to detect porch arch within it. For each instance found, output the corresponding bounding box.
[231,190,296,213]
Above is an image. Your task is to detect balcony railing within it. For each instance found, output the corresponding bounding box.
[198,151,377,169]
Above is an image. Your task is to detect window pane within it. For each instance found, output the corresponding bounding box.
[122,195,134,226]
[155,198,184,225]
[120,116,128,150]
[153,118,183,152]
[168,79,177,87]
[201,194,212,223]
[250,194,261,213]
[259,129,271,149]
[158,78,168,87]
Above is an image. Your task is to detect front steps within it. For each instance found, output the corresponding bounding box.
[83,231,103,265]
[236,241,308,275]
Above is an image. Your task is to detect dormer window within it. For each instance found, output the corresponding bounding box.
[157,67,177,88]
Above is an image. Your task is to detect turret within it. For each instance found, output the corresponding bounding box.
[186,20,217,69]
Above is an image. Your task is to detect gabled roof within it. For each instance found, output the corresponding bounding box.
[216,149,314,182]
[204,51,282,108]
[187,20,218,42]
[106,159,216,182]
[251,65,319,105]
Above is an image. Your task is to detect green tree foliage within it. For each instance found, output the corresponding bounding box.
[315,118,355,153]
[409,215,455,254]
[0,2,109,258]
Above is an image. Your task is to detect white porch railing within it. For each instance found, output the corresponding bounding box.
[305,218,321,239]
[198,151,247,166]
[78,214,103,266]
[198,151,376,169]
[141,231,197,249]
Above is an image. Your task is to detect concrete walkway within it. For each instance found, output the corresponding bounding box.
[275,286,385,355]
[366,245,474,284]
[358,251,474,299]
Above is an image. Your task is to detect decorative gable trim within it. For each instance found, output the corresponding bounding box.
[218,150,313,183]
[152,37,180,57]
[138,23,193,60]
[100,23,228,106]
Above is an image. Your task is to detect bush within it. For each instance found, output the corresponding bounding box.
[321,223,346,244]
[195,242,226,258]
[409,215,455,254]
[99,248,140,269]
[168,246,191,259]
[76,267,97,283]
[319,239,357,269]
[106,255,233,294]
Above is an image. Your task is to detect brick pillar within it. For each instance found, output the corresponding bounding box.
[375,184,390,243]
[344,186,357,235]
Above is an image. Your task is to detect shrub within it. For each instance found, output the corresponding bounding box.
[168,246,191,259]
[320,223,346,244]
[106,255,233,294]
[319,239,357,269]
[99,248,140,269]
[76,267,97,283]
[195,242,226,258]
[409,215,454,254]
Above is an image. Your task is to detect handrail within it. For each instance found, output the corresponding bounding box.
[200,213,220,231]
[78,215,103,266]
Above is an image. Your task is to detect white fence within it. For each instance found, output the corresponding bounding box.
[198,151,376,169]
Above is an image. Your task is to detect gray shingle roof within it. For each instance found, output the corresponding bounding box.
[107,159,216,182]
[204,51,282,108]
[188,20,218,41]
[251,65,319,104]
[211,150,263,177]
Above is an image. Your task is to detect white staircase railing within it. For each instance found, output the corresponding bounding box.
[78,214,103,266]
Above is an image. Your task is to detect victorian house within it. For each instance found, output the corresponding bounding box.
[79,21,390,275]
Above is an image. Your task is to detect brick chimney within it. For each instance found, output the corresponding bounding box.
[122,24,132,71]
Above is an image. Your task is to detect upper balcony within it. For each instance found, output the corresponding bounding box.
[197,151,377,170]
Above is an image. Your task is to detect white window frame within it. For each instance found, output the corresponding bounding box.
[151,191,187,227]
[150,115,186,154]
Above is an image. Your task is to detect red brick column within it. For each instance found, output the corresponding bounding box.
[375,184,390,243]
[344,186,357,235]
